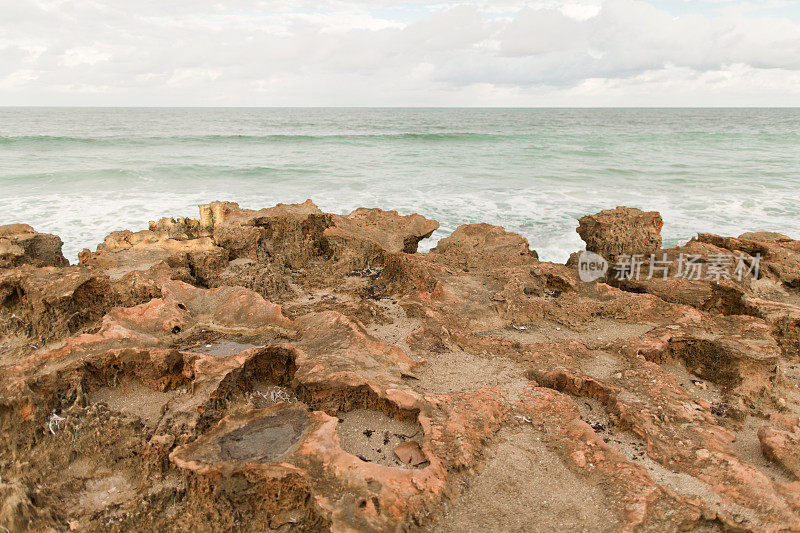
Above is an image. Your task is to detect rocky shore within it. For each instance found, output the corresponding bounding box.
[1,201,799,532]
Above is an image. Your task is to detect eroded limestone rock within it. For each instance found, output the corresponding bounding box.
[1,201,799,532]
[577,206,663,261]
[758,415,800,479]
[0,224,68,268]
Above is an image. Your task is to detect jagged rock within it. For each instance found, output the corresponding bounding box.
[758,415,800,479]
[0,265,161,346]
[529,366,800,531]
[198,199,328,264]
[79,226,228,284]
[697,232,800,289]
[2,201,800,532]
[0,224,68,268]
[148,217,202,240]
[331,207,439,255]
[744,296,800,360]
[431,223,538,270]
[0,481,37,533]
[607,240,730,308]
[667,315,782,404]
[198,200,438,271]
[577,206,663,261]
[211,258,294,301]
[591,228,800,362]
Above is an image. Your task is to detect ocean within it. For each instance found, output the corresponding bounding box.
[1,107,798,263]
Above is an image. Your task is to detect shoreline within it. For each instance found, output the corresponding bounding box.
[1,200,800,531]
[3,108,798,267]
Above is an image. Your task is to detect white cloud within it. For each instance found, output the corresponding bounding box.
[0,69,39,89]
[0,0,799,106]
[59,46,111,67]
[167,68,222,87]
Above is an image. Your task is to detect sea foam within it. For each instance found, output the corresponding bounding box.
[1,107,798,264]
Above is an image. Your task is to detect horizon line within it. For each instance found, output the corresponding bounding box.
[2,105,800,110]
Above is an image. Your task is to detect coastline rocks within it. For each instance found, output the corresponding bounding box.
[696,232,800,289]
[0,266,161,346]
[576,206,663,261]
[431,223,538,270]
[74,201,439,303]
[576,210,800,369]
[196,200,438,271]
[667,315,782,407]
[1,200,800,532]
[0,224,68,268]
[331,207,439,255]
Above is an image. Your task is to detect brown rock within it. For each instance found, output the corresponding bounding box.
[668,315,781,400]
[697,231,800,288]
[577,206,663,261]
[0,481,37,533]
[394,440,426,466]
[148,217,202,240]
[431,223,537,270]
[0,265,161,345]
[759,417,800,479]
[0,224,68,268]
[331,207,439,255]
[3,201,800,532]
[194,200,438,275]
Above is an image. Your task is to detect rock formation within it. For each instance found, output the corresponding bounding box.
[576,206,663,261]
[0,224,69,268]
[0,201,799,532]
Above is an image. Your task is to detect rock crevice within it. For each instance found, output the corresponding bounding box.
[1,202,799,532]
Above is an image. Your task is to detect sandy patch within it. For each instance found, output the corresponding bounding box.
[661,362,722,405]
[336,408,425,468]
[730,415,795,484]
[426,426,620,533]
[78,474,135,513]
[88,378,178,427]
[482,319,654,346]
[364,300,421,356]
[413,349,529,403]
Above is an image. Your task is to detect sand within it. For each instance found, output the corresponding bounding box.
[427,425,621,533]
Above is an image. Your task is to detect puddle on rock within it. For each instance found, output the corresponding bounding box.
[216,405,310,463]
[336,408,426,468]
[183,339,259,357]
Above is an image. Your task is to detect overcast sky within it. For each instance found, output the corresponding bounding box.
[2,0,800,106]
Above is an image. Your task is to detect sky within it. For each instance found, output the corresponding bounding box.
[2,0,800,106]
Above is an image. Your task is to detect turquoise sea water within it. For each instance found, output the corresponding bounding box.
[1,107,798,263]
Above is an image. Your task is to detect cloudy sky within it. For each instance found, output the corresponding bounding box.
[2,0,800,106]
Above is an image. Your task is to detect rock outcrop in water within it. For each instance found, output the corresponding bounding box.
[1,201,800,532]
